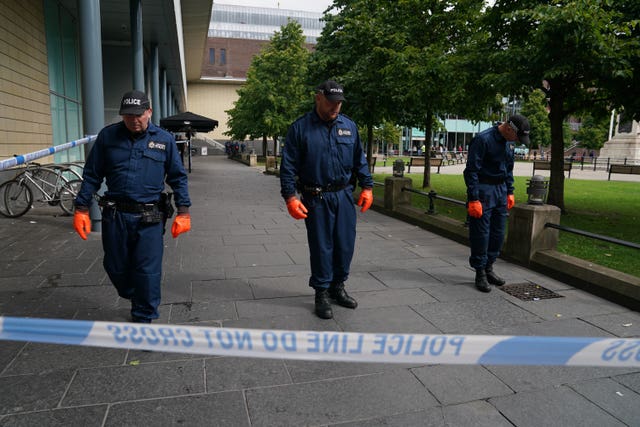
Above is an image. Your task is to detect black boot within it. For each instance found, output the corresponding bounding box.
[314,288,333,319]
[329,282,358,309]
[485,265,505,286]
[475,270,491,293]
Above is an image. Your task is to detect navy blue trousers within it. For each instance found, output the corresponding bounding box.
[468,183,508,270]
[303,189,357,289]
[101,208,164,321]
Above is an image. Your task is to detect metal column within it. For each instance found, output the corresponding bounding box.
[161,69,167,119]
[151,45,160,124]
[79,0,105,231]
[130,0,144,91]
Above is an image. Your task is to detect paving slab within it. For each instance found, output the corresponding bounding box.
[62,359,205,405]
[245,370,438,426]
[0,405,107,427]
[570,377,640,426]
[412,364,513,405]
[104,392,249,427]
[490,385,627,427]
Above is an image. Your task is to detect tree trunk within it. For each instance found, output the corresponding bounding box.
[422,112,434,188]
[546,88,566,213]
[262,135,267,156]
[273,135,279,157]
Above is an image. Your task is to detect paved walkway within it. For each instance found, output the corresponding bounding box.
[1,155,639,426]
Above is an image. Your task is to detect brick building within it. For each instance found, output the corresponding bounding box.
[190,4,322,142]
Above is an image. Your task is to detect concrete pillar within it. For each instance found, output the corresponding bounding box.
[384,177,412,211]
[161,69,167,119]
[504,204,562,264]
[151,45,160,124]
[79,0,104,231]
[130,0,144,91]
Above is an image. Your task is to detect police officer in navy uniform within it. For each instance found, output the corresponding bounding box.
[73,90,192,323]
[464,114,530,292]
[280,80,373,319]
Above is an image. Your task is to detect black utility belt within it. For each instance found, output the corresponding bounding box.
[302,184,347,194]
[99,198,158,213]
[478,177,505,185]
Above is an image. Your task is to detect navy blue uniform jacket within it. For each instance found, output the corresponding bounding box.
[75,121,191,207]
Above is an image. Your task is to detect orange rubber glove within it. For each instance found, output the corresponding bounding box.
[507,194,515,210]
[357,188,373,213]
[73,210,91,240]
[467,200,483,218]
[171,213,191,238]
[286,196,308,219]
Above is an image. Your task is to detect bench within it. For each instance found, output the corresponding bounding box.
[608,164,640,181]
[443,153,456,166]
[532,161,572,178]
[406,156,443,174]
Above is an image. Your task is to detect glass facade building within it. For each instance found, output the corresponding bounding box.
[44,1,84,164]
[208,4,323,43]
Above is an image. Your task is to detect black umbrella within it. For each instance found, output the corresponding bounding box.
[160,112,218,172]
[160,111,218,133]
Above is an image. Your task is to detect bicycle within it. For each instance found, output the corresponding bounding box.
[0,162,83,218]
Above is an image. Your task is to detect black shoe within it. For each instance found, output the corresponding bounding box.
[314,289,333,319]
[485,266,505,286]
[329,282,358,309]
[131,316,152,324]
[475,270,491,293]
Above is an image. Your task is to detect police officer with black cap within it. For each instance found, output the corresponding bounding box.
[280,80,373,319]
[464,114,530,292]
[73,90,192,323]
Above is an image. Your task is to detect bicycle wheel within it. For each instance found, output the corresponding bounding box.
[0,180,33,218]
[59,179,82,215]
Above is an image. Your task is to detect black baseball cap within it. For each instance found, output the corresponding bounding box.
[508,114,531,146]
[119,90,151,115]
[316,80,346,102]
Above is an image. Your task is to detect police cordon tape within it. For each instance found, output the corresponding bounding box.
[0,136,96,171]
[1,316,639,367]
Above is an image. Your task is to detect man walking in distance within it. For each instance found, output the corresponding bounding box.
[73,90,192,323]
[280,80,373,319]
[464,114,530,292]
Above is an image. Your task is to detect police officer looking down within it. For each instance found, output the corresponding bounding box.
[280,80,374,319]
[73,90,192,323]
[463,114,530,292]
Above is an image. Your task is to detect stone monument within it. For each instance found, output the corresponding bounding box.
[598,114,640,164]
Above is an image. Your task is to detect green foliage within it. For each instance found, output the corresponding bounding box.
[480,1,640,211]
[574,114,610,149]
[520,89,551,149]
[360,120,401,152]
[225,21,310,142]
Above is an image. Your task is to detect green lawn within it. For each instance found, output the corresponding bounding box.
[371,172,640,278]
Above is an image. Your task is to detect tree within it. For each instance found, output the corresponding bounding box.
[312,0,494,186]
[225,21,310,154]
[310,1,400,170]
[520,89,551,150]
[481,0,640,212]
[574,114,609,150]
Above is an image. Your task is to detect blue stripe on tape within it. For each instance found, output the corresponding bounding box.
[1,317,93,345]
[14,155,25,165]
[478,336,597,365]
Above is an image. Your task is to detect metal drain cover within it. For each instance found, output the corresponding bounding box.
[499,282,564,301]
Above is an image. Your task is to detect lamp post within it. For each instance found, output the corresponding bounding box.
[526,175,549,205]
[393,159,405,177]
